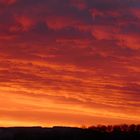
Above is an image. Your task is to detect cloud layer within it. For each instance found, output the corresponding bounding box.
[0,0,140,126]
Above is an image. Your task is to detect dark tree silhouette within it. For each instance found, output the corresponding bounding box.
[0,124,139,140]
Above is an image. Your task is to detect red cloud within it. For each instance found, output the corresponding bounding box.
[1,0,16,5]
[70,0,87,10]
[10,16,34,32]
[131,8,140,19]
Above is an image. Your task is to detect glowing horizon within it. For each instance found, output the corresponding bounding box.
[0,0,140,127]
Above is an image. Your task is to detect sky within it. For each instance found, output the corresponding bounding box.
[0,0,140,127]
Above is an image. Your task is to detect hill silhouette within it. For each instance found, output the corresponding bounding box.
[0,124,139,140]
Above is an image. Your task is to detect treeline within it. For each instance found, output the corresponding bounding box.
[0,124,139,140]
[88,124,140,132]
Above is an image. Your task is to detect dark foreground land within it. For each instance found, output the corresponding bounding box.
[0,124,139,140]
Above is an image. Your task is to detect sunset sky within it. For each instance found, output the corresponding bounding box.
[0,0,140,127]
